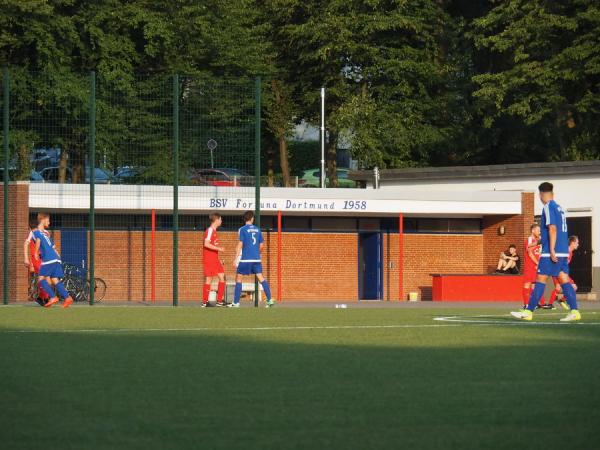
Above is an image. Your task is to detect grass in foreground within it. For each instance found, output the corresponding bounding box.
[1,306,599,450]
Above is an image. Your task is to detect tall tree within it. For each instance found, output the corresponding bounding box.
[470,0,600,161]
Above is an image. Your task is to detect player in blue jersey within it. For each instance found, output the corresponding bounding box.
[228,210,274,308]
[32,213,73,308]
[511,183,580,321]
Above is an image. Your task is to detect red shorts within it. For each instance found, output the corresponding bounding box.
[204,260,224,277]
[31,259,41,274]
[523,265,538,283]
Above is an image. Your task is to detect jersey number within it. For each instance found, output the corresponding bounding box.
[559,210,567,232]
[251,233,257,245]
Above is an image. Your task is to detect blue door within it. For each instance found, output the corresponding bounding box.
[360,233,382,300]
[60,229,88,272]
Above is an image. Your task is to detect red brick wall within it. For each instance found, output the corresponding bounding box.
[0,183,30,302]
[383,233,484,301]
[89,230,484,303]
[88,230,358,302]
[10,191,534,303]
[482,192,534,273]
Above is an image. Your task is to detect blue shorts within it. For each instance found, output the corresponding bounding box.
[237,262,263,276]
[538,257,569,277]
[38,262,64,279]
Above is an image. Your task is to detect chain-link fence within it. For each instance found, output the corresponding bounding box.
[1,68,261,305]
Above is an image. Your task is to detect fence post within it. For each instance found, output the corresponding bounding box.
[399,213,404,301]
[172,74,179,306]
[89,71,96,305]
[277,210,282,302]
[254,77,261,308]
[2,67,9,305]
[151,209,156,303]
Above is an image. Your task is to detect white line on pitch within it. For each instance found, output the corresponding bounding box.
[434,314,600,326]
[0,324,462,334]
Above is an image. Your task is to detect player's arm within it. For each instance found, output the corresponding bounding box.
[548,224,558,261]
[23,239,30,268]
[258,231,265,252]
[204,238,224,252]
[527,247,538,265]
[34,239,41,261]
[233,241,243,266]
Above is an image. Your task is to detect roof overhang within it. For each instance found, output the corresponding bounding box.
[29,184,523,216]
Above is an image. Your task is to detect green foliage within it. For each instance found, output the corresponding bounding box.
[1,0,599,177]
[470,0,600,160]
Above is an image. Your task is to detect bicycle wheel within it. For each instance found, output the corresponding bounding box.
[93,278,107,302]
[28,274,38,302]
[63,275,77,298]
[76,279,89,303]
[65,275,86,302]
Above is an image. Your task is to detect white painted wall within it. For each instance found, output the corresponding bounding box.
[376,174,599,274]
[29,184,522,216]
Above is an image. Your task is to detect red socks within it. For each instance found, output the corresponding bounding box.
[38,286,49,300]
[203,282,225,303]
[217,282,225,301]
[202,284,211,304]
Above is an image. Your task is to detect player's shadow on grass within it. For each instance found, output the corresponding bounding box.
[2,329,600,450]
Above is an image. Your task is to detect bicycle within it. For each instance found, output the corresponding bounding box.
[27,271,45,305]
[63,263,107,303]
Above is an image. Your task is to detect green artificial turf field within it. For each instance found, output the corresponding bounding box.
[1,306,599,450]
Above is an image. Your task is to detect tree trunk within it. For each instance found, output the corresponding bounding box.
[270,79,292,187]
[71,149,85,184]
[16,144,31,181]
[326,131,338,187]
[58,150,68,183]
[266,143,275,187]
[279,135,291,187]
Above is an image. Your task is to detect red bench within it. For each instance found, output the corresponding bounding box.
[431,274,524,302]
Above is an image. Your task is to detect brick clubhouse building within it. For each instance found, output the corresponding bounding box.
[1,182,533,303]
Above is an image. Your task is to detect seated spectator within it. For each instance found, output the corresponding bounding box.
[494,245,520,274]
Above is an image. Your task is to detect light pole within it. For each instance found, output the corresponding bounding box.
[320,87,326,188]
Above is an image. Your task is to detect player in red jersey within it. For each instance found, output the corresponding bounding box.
[23,220,50,306]
[548,235,579,310]
[522,223,542,308]
[202,212,226,307]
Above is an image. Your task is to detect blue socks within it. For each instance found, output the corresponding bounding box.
[261,280,272,301]
[527,282,546,311]
[561,283,578,310]
[38,279,54,298]
[234,282,242,304]
[55,281,69,299]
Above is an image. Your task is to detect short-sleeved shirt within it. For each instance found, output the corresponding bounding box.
[26,230,38,259]
[203,227,220,265]
[238,224,263,262]
[541,200,569,257]
[31,229,61,265]
[523,236,541,269]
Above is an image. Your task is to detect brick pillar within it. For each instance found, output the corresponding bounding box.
[482,192,535,273]
[0,182,31,302]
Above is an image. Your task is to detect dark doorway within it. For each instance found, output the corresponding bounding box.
[359,233,383,300]
[567,217,592,293]
[60,229,88,272]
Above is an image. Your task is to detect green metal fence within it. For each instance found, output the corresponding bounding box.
[1,68,261,306]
